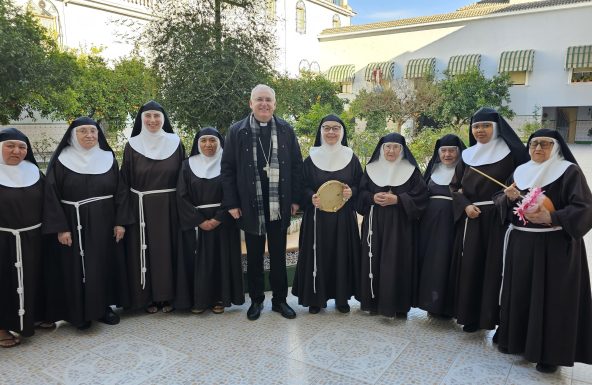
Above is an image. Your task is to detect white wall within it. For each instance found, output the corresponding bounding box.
[319,4,592,119]
[274,0,351,76]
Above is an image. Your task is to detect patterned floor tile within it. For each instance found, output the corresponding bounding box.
[505,360,572,385]
[42,335,186,385]
[288,324,408,383]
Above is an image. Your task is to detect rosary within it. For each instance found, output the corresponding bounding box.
[258,137,272,176]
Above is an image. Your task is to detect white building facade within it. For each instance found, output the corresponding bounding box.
[318,0,592,143]
[7,0,354,141]
[270,0,354,75]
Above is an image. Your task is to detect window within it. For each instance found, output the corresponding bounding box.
[508,71,527,86]
[571,67,592,83]
[266,0,276,20]
[29,0,61,44]
[332,14,340,28]
[341,83,353,94]
[333,0,342,5]
[296,1,306,33]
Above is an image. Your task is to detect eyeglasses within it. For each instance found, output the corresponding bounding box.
[321,125,342,133]
[529,140,554,149]
[471,123,493,131]
[383,143,402,152]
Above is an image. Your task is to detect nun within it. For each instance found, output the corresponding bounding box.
[357,133,428,318]
[121,101,184,313]
[448,107,528,333]
[291,114,362,314]
[43,117,131,329]
[495,128,592,373]
[175,127,244,314]
[0,128,44,347]
[416,134,465,317]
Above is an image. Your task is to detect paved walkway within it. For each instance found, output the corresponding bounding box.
[2,145,592,385]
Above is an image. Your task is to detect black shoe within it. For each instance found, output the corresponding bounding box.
[309,306,321,314]
[336,304,350,313]
[498,345,509,354]
[99,307,120,325]
[272,302,296,319]
[463,323,479,333]
[77,321,92,330]
[395,312,408,319]
[492,330,499,344]
[247,302,263,321]
[536,363,558,373]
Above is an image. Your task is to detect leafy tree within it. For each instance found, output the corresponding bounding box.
[33,49,159,131]
[349,78,441,136]
[437,67,514,127]
[143,0,276,133]
[0,0,78,124]
[271,71,343,122]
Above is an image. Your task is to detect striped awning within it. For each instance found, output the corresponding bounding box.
[447,54,481,75]
[364,61,394,81]
[405,58,435,79]
[566,45,592,69]
[325,64,355,83]
[498,50,534,72]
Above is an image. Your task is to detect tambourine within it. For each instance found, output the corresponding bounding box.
[317,180,346,212]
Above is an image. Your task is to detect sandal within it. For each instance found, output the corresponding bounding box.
[212,304,225,314]
[161,302,174,313]
[35,321,56,329]
[145,303,159,314]
[191,308,205,314]
[0,332,20,348]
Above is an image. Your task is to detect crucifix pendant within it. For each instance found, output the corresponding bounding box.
[263,164,270,176]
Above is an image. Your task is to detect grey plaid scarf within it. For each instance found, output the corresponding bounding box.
[250,114,281,235]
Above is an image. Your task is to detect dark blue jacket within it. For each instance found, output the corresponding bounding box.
[221,115,303,234]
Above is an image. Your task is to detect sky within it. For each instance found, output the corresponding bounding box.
[347,0,476,25]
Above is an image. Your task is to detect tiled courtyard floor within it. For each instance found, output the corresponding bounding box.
[2,145,591,385]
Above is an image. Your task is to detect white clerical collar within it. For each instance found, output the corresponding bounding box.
[188,136,222,179]
[129,111,180,160]
[462,122,511,166]
[513,138,572,189]
[309,129,353,172]
[366,147,416,187]
[58,128,113,174]
[0,141,40,187]
[430,162,457,185]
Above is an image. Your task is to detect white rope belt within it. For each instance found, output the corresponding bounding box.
[313,208,318,293]
[0,222,42,331]
[430,195,453,201]
[130,187,176,289]
[61,195,113,284]
[499,223,563,303]
[461,200,494,258]
[366,205,375,298]
[194,203,222,244]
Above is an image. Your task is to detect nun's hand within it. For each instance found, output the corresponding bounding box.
[209,219,221,230]
[228,208,241,219]
[374,192,383,204]
[342,185,352,200]
[198,220,213,231]
[465,205,481,219]
[383,192,398,206]
[291,204,300,216]
[524,206,552,225]
[504,183,520,202]
[58,232,72,247]
[113,226,125,242]
[312,194,321,208]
